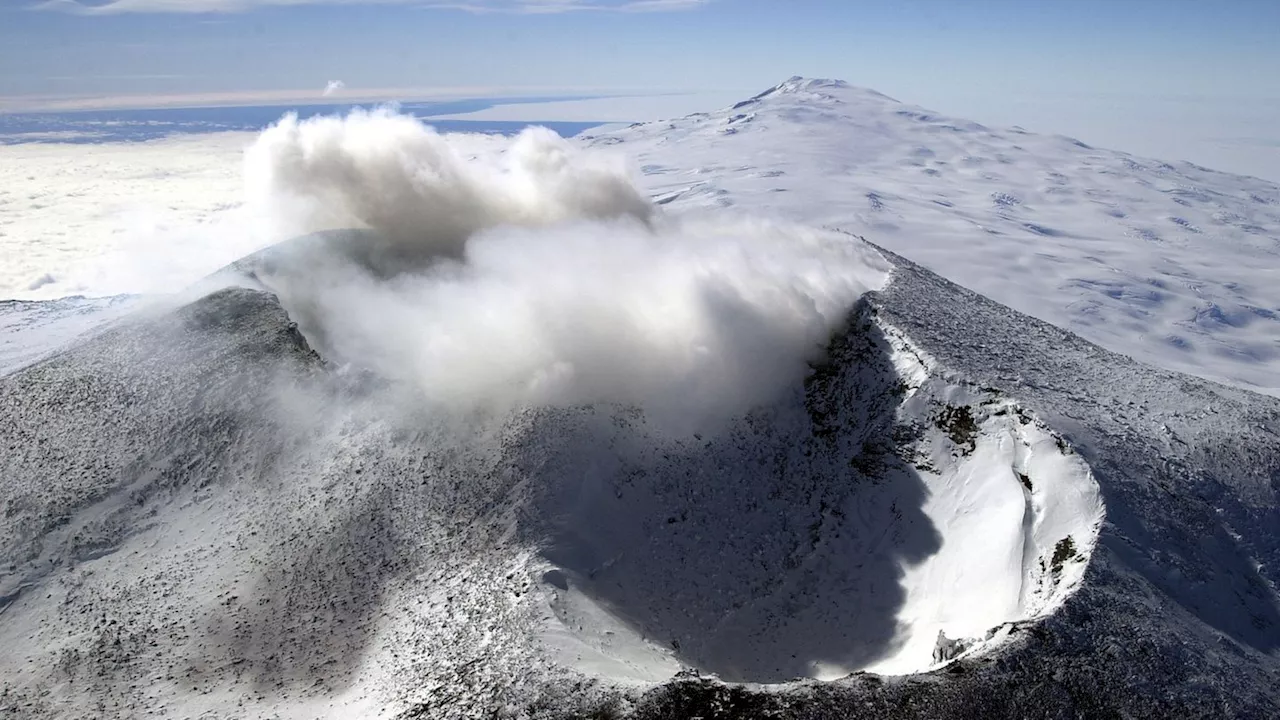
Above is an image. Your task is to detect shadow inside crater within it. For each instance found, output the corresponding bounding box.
[513,303,943,683]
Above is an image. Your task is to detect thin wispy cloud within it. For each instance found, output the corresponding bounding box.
[322,79,345,96]
[426,0,708,12]
[34,0,708,14]
[41,74,190,81]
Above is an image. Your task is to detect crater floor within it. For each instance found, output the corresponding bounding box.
[528,307,1104,683]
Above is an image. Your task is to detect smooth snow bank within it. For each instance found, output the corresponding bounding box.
[531,313,1103,684]
[234,110,889,428]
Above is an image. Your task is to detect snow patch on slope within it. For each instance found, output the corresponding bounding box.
[871,323,1103,673]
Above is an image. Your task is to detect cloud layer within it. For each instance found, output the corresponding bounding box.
[0,132,262,300]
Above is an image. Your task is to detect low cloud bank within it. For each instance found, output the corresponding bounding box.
[242,110,889,428]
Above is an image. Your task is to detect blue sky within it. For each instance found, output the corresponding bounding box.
[1,0,1278,177]
[3,0,1277,103]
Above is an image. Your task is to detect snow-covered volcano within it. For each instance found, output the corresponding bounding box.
[593,77,1280,397]
[1,79,1278,718]
[0,237,1106,711]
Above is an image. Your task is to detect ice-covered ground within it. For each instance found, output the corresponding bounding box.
[2,77,1277,399]
[590,78,1280,396]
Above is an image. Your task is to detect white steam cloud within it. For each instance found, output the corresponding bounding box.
[322,80,345,97]
[245,108,653,256]
[241,110,889,429]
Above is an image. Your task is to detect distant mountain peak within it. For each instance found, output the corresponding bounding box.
[735,77,900,109]
[775,76,851,93]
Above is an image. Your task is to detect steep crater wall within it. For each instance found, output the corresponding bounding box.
[513,304,1104,683]
[0,283,1107,718]
[217,230,1105,685]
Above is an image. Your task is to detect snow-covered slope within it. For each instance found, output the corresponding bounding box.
[589,77,1280,396]
[2,236,1276,718]
[0,295,140,376]
[2,79,1279,719]
[0,258,1105,714]
[3,77,1276,402]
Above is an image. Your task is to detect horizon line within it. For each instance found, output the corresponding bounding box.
[0,85,681,114]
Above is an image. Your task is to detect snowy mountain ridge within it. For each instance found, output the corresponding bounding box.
[741,76,879,102]
[594,77,1280,397]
